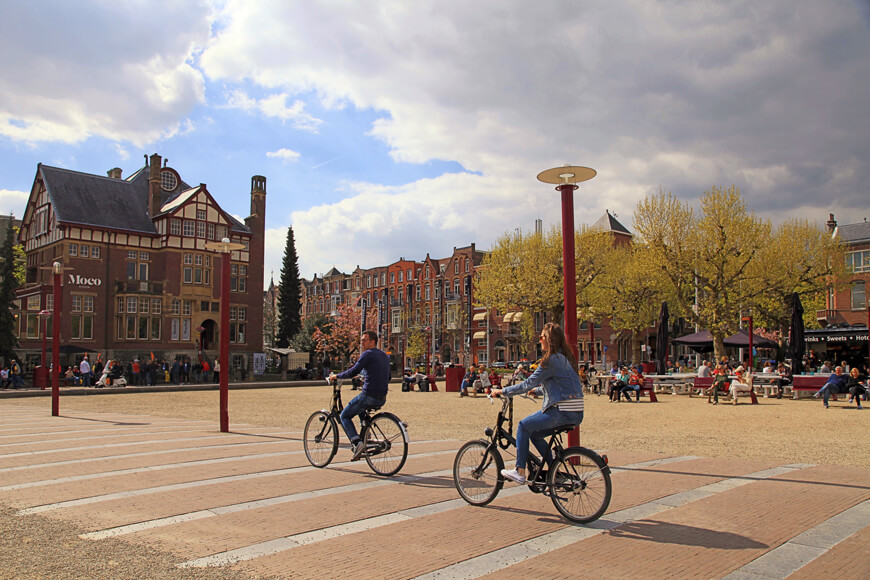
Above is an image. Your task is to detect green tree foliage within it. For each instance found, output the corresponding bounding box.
[290,313,330,353]
[276,227,302,347]
[475,226,614,325]
[0,223,20,361]
[587,243,665,363]
[633,186,844,360]
[405,327,428,367]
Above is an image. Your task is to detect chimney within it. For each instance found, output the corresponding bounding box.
[826,213,837,233]
[107,167,123,179]
[250,175,266,218]
[148,153,163,218]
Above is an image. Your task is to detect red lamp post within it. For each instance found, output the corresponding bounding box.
[537,165,597,448]
[205,237,245,433]
[51,262,62,416]
[38,309,51,390]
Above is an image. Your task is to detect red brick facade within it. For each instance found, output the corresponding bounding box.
[14,155,265,374]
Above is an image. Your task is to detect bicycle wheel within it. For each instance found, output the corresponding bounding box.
[303,411,338,468]
[364,413,409,476]
[548,447,612,523]
[453,440,504,506]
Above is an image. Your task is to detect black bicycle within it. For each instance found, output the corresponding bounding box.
[453,392,612,523]
[303,378,409,476]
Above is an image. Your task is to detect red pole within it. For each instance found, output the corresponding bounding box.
[219,252,230,432]
[558,183,580,448]
[41,317,47,390]
[51,264,61,416]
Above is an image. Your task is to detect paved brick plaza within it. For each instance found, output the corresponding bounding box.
[1,405,868,579]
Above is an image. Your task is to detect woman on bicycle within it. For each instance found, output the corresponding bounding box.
[490,322,584,484]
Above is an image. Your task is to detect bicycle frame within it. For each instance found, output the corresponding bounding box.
[481,394,570,490]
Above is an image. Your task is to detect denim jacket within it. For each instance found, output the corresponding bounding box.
[502,353,583,411]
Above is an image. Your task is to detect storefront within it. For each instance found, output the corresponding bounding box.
[804,327,869,370]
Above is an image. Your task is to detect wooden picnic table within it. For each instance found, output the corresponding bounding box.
[645,374,697,395]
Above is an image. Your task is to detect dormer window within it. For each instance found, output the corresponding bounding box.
[160,169,178,191]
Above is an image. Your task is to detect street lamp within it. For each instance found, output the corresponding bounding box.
[51,261,62,416]
[205,237,245,432]
[38,309,51,390]
[537,165,596,448]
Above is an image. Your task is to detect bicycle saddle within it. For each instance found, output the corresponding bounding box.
[553,424,579,434]
[365,406,382,412]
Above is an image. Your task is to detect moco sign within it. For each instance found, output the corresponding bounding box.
[68,274,102,287]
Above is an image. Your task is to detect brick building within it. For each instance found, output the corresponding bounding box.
[14,154,265,374]
[811,213,870,367]
[298,211,642,372]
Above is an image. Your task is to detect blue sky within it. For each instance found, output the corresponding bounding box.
[2,0,869,286]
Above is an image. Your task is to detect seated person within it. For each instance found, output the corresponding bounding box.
[459,366,477,397]
[815,366,847,408]
[413,370,429,391]
[609,366,630,402]
[844,368,866,409]
[621,366,643,402]
[771,363,792,399]
[729,366,752,405]
[476,365,491,395]
[64,366,76,386]
[401,369,415,392]
[488,370,502,389]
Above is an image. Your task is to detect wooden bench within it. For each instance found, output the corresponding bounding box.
[791,375,837,400]
[690,376,714,397]
[638,378,658,402]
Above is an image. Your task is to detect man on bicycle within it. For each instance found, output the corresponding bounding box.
[490,322,584,484]
[329,330,391,460]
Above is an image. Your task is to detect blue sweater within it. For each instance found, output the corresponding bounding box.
[826,372,848,391]
[337,348,391,399]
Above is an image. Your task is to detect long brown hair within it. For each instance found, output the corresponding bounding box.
[540,322,578,372]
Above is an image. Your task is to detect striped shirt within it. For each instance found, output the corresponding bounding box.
[558,397,585,412]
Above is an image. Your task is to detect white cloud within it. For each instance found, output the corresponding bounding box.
[223,90,321,132]
[0,189,29,218]
[200,0,870,224]
[266,148,301,162]
[0,1,209,146]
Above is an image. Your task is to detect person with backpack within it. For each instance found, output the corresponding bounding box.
[9,359,24,389]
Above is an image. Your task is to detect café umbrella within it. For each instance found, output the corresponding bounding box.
[655,302,669,375]
[787,292,805,375]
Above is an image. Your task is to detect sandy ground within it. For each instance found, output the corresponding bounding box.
[1,383,867,579]
[3,382,867,467]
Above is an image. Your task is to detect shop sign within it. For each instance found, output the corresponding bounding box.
[805,333,869,343]
[67,274,102,287]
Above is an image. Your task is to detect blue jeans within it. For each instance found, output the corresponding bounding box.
[82,372,91,387]
[818,382,838,405]
[340,392,386,443]
[515,407,584,471]
[620,385,638,401]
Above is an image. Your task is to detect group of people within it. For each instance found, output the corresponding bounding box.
[606,365,644,402]
[814,366,867,409]
[458,364,510,397]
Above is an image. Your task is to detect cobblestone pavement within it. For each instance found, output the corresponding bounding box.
[1,405,868,579]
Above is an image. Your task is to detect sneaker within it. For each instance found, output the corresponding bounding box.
[501,468,526,484]
[351,441,366,461]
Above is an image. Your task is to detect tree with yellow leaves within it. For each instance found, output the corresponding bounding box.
[633,186,845,360]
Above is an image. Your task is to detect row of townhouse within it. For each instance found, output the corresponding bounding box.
[298,212,648,372]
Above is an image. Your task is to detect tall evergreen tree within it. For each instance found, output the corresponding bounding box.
[276,226,302,347]
[0,221,21,362]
